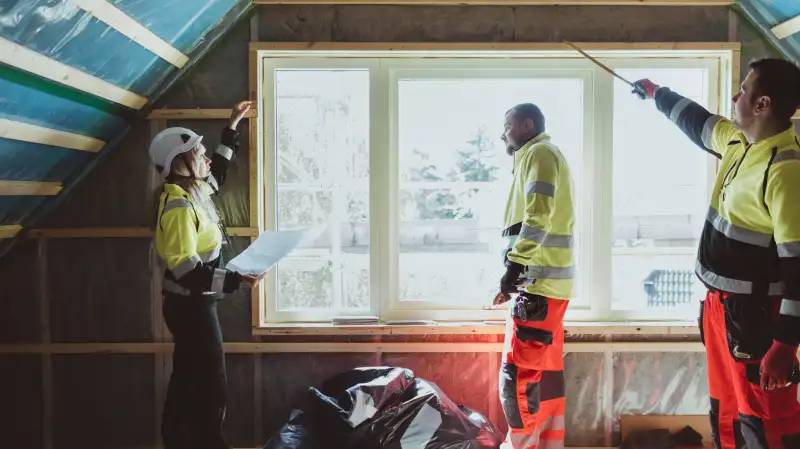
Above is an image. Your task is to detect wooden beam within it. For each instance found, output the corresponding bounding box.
[254,0,733,4]
[0,225,22,238]
[253,321,700,336]
[0,341,705,354]
[793,110,800,120]
[70,0,189,68]
[0,37,148,110]
[0,118,105,152]
[0,180,62,196]
[25,226,259,238]
[251,41,740,53]
[147,108,258,120]
[771,13,800,40]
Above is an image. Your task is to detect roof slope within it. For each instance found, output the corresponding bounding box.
[736,0,800,65]
[0,0,252,257]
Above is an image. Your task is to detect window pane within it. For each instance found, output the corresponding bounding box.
[398,78,584,307]
[611,68,710,316]
[273,69,370,311]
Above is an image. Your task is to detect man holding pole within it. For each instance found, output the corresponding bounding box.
[632,58,800,449]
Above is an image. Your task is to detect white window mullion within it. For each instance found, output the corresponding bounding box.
[371,62,392,319]
[590,64,615,320]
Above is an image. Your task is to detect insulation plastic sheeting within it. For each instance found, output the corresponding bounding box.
[0,0,171,96]
[0,66,128,141]
[738,0,800,64]
[111,0,245,55]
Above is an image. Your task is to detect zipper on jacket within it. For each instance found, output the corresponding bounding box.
[721,144,752,202]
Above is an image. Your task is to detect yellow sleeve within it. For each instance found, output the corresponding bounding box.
[706,117,740,158]
[765,156,800,345]
[507,145,559,267]
[159,206,201,279]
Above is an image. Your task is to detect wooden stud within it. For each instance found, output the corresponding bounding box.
[0,341,704,354]
[147,108,258,120]
[0,118,105,152]
[793,110,799,120]
[38,239,53,449]
[771,14,800,40]
[0,180,62,196]
[254,0,733,5]
[250,41,740,53]
[251,321,700,336]
[0,225,22,238]
[70,0,189,68]
[25,226,259,238]
[149,119,168,449]
[0,37,148,110]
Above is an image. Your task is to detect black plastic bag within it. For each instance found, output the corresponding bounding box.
[262,366,504,449]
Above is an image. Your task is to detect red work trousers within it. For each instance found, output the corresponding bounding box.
[499,295,568,449]
[701,290,800,449]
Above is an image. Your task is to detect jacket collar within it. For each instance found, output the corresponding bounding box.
[514,132,551,169]
[745,126,798,151]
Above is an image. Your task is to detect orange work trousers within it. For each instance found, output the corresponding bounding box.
[701,290,800,449]
[499,295,568,449]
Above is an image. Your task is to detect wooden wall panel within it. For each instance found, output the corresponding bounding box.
[48,239,153,343]
[156,22,251,110]
[0,355,43,449]
[0,240,41,342]
[52,355,155,449]
[42,123,155,229]
[258,5,730,42]
[219,239,257,342]
[225,354,258,448]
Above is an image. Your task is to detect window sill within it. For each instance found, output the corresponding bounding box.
[253,320,699,336]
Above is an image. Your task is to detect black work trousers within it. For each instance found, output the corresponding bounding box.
[161,293,229,449]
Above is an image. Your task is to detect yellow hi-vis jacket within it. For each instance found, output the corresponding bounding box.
[654,86,800,346]
[502,132,576,300]
[155,126,243,298]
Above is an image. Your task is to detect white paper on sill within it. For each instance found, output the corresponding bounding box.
[225,225,326,275]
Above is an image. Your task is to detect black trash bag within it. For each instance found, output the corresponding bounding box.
[262,410,325,449]
[263,366,504,449]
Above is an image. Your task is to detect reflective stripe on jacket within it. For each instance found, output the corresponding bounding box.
[155,126,242,298]
[655,86,800,345]
[502,132,576,300]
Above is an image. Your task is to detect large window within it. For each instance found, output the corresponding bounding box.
[257,46,731,324]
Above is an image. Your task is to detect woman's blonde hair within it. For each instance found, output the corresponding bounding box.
[168,145,221,225]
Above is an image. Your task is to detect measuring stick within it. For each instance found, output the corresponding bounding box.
[564,40,637,88]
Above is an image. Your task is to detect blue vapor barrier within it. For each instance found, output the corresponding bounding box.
[740,0,800,24]
[0,0,173,97]
[111,0,245,55]
[0,197,47,225]
[737,0,800,63]
[0,139,94,182]
[0,68,128,142]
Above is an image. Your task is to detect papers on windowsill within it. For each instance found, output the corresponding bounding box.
[225,225,326,275]
[331,316,380,325]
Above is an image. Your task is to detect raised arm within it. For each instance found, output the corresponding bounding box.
[632,79,739,160]
[210,100,251,188]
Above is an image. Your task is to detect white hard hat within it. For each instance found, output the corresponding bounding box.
[148,127,203,179]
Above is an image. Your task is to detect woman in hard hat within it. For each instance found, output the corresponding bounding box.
[149,100,262,449]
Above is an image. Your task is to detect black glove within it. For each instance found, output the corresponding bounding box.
[500,261,525,294]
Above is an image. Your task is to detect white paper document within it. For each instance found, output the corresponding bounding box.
[226,226,325,275]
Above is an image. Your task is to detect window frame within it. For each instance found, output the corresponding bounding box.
[251,42,739,327]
